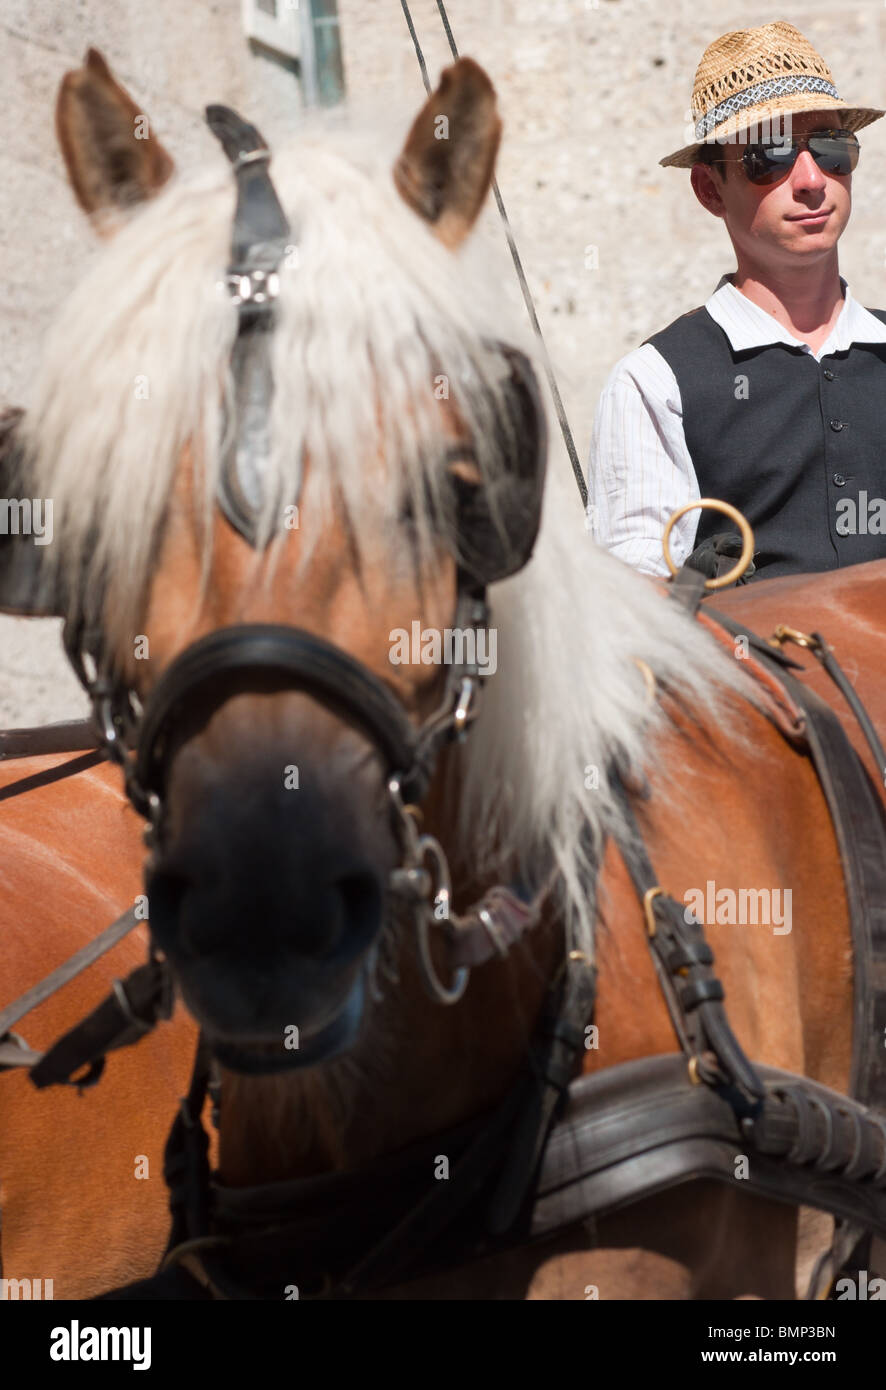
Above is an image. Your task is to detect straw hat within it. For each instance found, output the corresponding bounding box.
[661,21,884,169]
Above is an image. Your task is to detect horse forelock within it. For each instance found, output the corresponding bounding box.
[24,128,522,647]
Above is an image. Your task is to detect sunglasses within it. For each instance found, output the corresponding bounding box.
[741,129,860,186]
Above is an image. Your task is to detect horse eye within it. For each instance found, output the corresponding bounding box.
[447,451,482,490]
[398,449,480,527]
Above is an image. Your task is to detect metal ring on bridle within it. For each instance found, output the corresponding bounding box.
[412,834,469,1005]
[661,498,755,590]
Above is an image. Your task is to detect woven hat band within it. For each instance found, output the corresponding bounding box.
[660,20,883,168]
[696,74,842,140]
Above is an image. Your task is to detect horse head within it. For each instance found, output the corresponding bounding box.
[36,49,553,1090]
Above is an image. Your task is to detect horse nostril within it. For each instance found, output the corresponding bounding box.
[146,860,384,962]
[333,871,383,954]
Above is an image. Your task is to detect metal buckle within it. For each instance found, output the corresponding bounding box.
[768,624,822,652]
[223,268,281,307]
[452,676,477,737]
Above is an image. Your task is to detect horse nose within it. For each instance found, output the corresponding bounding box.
[146,756,387,963]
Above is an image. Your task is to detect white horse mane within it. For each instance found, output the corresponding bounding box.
[25,122,750,956]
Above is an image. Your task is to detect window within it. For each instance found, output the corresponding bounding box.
[242,0,300,62]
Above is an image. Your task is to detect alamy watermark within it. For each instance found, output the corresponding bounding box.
[680,110,794,150]
[50,1321,151,1370]
[0,497,52,545]
[835,492,886,535]
[684,880,792,935]
[1,1277,53,1299]
[389,621,497,675]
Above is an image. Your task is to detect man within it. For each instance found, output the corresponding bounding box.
[587,21,886,581]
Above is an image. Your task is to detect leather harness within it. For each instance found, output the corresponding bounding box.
[6,575,886,1299]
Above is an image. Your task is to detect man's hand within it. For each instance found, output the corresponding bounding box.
[684,531,756,584]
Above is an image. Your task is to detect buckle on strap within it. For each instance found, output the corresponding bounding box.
[769,624,822,652]
[29,957,173,1091]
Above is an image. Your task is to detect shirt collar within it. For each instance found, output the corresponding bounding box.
[705,274,886,355]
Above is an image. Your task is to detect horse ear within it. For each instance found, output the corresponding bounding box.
[393,57,501,248]
[56,48,174,229]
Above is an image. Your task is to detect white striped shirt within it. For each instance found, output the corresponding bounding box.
[586,275,886,576]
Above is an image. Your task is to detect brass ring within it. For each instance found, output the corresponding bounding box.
[662,498,755,591]
[642,886,663,939]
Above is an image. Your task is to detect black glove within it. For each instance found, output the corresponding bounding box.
[684,531,756,584]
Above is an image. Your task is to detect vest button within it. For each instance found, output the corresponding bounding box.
[833,473,847,486]
[829,419,845,431]
[823,368,835,380]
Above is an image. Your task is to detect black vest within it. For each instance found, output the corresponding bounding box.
[646,306,886,578]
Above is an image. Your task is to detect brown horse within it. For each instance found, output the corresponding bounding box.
[0,752,199,1298]
[8,47,886,1300]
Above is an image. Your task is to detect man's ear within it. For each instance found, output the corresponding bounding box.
[393,57,501,249]
[56,48,174,230]
[690,162,727,219]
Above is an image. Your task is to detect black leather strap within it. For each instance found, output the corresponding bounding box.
[135,625,419,798]
[610,771,766,1114]
[205,105,290,280]
[206,104,293,547]
[0,720,100,760]
[28,955,173,1090]
[530,1055,886,1245]
[0,907,142,1044]
[486,948,597,1234]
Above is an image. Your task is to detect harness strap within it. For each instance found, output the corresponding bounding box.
[485,948,597,1234]
[27,954,173,1090]
[609,771,765,1114]
[162,1033,214,1258]
[530,1055,886,1246]
[805,630,886,778]
[0,720,100,760]
[0,906,143,1067]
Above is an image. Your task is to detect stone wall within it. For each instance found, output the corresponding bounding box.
[3,0,885,722]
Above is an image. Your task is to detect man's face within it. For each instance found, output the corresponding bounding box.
[690,112,854,268]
